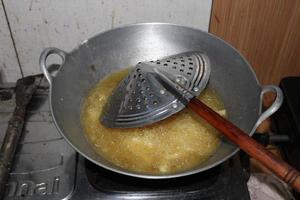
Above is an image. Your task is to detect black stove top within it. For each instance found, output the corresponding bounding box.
[84,156,250,199]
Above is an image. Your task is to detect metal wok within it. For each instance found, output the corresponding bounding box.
[40,23,282,179]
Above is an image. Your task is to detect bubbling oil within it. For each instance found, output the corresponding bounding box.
[81,68,226,175]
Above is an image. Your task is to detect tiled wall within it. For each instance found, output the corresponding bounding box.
[0,0,212,83]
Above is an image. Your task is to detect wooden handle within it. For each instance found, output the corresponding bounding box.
[187,98,300,193]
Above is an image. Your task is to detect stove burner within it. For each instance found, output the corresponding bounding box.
[85,158,250,199]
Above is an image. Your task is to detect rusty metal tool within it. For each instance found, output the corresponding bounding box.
[0,75,42,198]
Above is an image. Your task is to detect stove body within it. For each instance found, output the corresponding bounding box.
[0,81,253,199]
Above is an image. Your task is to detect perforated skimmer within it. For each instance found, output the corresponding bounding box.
[101,52,210,128]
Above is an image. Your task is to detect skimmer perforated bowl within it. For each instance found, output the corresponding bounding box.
[101,52,210,128]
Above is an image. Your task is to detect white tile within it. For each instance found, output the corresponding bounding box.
[4,0,212,77]
[0,3,21,82]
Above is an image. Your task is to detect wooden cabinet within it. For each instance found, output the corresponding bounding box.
[210,0,300,84]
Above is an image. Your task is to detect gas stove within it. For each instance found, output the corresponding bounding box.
[4,76,300,199]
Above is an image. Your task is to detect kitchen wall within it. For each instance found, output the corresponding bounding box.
[0,1,21,82]
[0,0,212,83]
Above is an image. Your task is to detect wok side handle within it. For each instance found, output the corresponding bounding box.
[39,47,67,86]
[252,85,283,133]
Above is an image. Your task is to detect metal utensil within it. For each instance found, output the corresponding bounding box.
[0,75,42,198]
[101,53,300,192]
[101,52,210,128]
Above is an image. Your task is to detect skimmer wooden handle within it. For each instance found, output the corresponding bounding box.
[187,98,300,193]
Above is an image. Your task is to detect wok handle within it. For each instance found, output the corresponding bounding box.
[39,47,67,86]
[187,98,300,193]
[252,85,283,133]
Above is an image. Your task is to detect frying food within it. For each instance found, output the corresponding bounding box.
[81,68,226,174]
